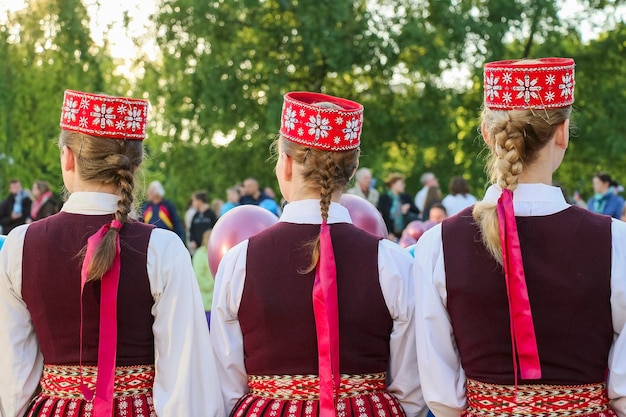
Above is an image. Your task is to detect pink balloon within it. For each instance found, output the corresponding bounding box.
[404,220,426,241]
[208,205,279,277]
[340,194,388,239]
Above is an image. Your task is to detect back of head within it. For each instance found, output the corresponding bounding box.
[59,89,149,281]
[278,91,363,273]
[449,176,470,196]
[278,92,362,213]
[474,58,575,263]
[34,180,51,195]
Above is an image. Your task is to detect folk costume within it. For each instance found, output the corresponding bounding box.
[211,92,424,417]
[414,58,626,417]
[0,90,224,417]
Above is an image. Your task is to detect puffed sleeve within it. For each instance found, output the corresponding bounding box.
[147,228,224,417]
[608,219,626,417]
[378,239,427,417]
[210,240,250,414]
[413,225,466,417]
[0,225,44,417]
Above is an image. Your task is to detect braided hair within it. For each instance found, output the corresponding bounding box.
[59,130,143,281]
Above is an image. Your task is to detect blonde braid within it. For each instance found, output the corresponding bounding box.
[473,106,571,264]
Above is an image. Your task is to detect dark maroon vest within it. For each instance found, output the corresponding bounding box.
[22,212,155,366]
[240,222,391,375]
[442,206,613,385]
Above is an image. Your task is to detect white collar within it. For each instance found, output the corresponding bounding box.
[482,183,570,216]
[280,199,353,224]
[61,192,119,215]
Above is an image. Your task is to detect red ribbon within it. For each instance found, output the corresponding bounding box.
[79,219,122,417]
[496,189,541,383]
[312,221,340,416]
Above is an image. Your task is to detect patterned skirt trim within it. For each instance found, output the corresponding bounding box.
[230,373,406,417]
[24,364,156,417]
[462,378,616,417]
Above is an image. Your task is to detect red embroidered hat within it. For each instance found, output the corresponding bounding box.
[59,90,149,140]
[484,58,575,110]
[280,92,363,151]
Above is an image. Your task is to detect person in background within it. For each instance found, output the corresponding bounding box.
[220,185,241,217]
[183,196,197,247]
[141,180,185,241]
[240,177,281,216]
[29,180,60,221]
[414,172,438,213]
[378,173,420,241]
[427,202,447,224]
[414,58,626,417]
[347,167,380,206]
[211,91,424,416]
[421,184,443,222]
[192,229,214,328]
[0,89,223,417]
[188,190,218,252]
[587,172,624,219]
[441,176,477,216]
[0,179,32,234]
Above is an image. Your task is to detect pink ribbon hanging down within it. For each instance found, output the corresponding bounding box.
[79,219,122,417]
[496,189,542,382]
[312,221,340,417]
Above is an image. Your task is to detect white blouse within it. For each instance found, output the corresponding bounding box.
[210,199,426,416]
[0,192,224,417]
[413,184,626,417]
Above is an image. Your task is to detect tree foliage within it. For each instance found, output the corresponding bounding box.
[139,0,626,208]
[0,0,120,194]
[0,0,624,211]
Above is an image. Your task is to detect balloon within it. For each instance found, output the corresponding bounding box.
[404,220,426,241]
[0,235,5,251]
[208,205,279,277]
[340,194,388,239]
[398,235,417,248]
[423,220,438,231]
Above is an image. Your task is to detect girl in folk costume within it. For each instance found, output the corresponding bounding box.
[0,90,224,417]
[211,92,425,417]
[413,58,626,417]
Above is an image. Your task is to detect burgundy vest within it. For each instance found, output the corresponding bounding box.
[240,222,391,375]
[442,206,613,385]
[22,212,155,366]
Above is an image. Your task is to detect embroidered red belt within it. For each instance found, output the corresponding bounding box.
[40,364,155,399]
[464,379,613,417]
[248,373,387,401]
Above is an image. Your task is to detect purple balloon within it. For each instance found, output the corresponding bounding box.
[208,205,279,277]
[404,220,426,241]
[340,194,388,239]
[398,235,417,248]
[422,220,438,231]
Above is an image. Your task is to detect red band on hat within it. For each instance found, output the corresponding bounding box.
[280,92,363,151]
[484,58,575,110]
[60,90,149,140]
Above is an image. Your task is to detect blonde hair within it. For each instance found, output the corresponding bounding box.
[473,106,571,263]
[60,130,143,281]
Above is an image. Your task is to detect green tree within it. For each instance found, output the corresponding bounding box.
[144,0,623,208]
[0,0,119,194]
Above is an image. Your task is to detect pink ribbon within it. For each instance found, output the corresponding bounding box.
[312,221,340,417]
[79,219,122,417]
[496,189,541,383]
